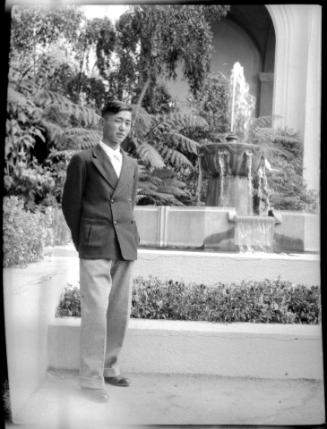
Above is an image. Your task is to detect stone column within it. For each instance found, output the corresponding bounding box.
[266,4,321,191]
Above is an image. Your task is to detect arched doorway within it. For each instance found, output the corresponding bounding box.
[210,5,275,117]
[165,5,276,119]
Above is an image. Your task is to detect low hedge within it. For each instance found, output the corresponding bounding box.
[56,277,320,324]
[3,196,71,267]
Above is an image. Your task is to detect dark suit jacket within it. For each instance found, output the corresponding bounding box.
[62,143,139,260]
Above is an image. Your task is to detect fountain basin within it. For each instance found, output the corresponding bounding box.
[131,206,319,254]
[199,142,265,178]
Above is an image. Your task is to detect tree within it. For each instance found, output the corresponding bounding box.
[114,5,230,109]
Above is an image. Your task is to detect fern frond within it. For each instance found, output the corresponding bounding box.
[250,116,273,129]
[137,188,184,206]
[157,184,190,198]
[166,132,199,155]
[7,86,28,106]
[132,105,154,137]
[159,146,193,169]
[7,86,40,119]
[136,143,165,169]
[34,90,101,127]
[252,127,275,141]
[40,120,64,146]
[63,128,102,150]
[158,112,208,131]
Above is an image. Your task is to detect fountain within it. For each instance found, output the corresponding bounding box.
[199,62,281,252]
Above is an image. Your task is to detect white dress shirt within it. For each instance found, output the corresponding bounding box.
[99,140,123,178]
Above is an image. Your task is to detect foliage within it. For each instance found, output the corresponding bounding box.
[56,276,320,324]
[11,6,83,52]
[56,284,81,317]
[64,72,107,109]
[249,117,319,212]
[77,17,117,81]
[6,12,103,207]
[3,196,71,267]
[188,72,230,134]
[136,166,193,206]
[3,196,46,267]
[122,107,209,205]
[115,5,229,106]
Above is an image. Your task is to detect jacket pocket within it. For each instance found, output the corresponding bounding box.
[80,223,108,247]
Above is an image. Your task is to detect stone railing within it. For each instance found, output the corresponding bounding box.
[134,206,319,253]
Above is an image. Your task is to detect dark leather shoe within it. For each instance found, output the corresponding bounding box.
[81,387,109,402]
[104,375,130,387]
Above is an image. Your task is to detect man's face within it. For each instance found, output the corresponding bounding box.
[102,110,132,148]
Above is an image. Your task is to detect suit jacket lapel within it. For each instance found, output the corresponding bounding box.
[113,150,133,197]
[92,144,118,189]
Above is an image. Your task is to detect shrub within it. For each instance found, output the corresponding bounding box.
[56,283,81,317]
[3,196,71,267]
[3,196,47,267]
[56,277,320,324]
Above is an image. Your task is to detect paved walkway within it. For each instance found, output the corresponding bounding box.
[7,370,325,428]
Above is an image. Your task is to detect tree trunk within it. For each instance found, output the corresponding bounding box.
[134,77,150,121]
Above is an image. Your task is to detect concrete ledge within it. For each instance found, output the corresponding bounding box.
[48,318,324,380]
[46,244,320,285]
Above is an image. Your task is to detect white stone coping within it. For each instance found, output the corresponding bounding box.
[47,244,320,262]
[51,317,322,339]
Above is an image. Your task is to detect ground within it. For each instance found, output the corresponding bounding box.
[6,369,325,428]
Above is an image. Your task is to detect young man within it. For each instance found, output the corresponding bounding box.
[62,100,139,402]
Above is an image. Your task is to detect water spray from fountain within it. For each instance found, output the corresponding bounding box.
[229,62,256,142]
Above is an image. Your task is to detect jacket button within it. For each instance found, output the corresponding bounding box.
[111,199,115,203]
[113,220,118,225]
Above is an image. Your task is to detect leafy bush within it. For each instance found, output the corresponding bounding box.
[249,119,319,213]
[3,196,71,267]
[56,277,320,324]
[3,196,47,267]
[56,283,81,317]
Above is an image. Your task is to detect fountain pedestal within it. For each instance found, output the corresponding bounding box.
[207,176,253,216]
[199,138,268,215]
[199,137,281,252]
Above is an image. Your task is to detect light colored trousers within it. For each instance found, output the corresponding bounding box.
[79,258,134,389]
